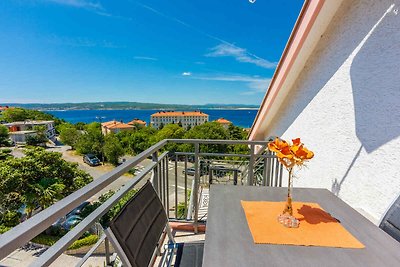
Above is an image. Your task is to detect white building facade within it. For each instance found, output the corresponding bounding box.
[249,0,400,224]
[4,120,56,141]
[151,111,209,129]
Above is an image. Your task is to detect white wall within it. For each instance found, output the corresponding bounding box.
[264,0,400,223]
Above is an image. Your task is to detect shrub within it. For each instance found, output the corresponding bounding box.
[0,211,21,227]
[0,225,11,234]
[31,233,99,250]
[67,234,99,250]
[31,234,59,246]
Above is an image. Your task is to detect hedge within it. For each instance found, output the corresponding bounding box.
[32,234,99,250]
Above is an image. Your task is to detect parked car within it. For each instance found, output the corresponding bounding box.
[83,154,101,166]
[182,167,207,176]
[61,215,82,230]
[66,201,89,217]
[211,165,230,178]
[183,167,196,176]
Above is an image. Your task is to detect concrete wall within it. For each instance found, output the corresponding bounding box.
[263,0,400,223]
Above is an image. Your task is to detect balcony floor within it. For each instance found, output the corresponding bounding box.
[0,229,206,267]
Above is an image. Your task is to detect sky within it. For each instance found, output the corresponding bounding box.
[0,0,303,105]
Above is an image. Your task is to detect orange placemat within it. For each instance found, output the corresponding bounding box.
[241,201,364,248]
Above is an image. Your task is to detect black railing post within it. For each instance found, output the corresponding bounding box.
[248,144,255,185]
[193,143,200,233]
[152,152,159,194]
[174,155,178,219]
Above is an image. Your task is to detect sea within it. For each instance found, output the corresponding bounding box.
[47,109,258,128]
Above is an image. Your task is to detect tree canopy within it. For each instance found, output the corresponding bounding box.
[0,147,93,221]
[103,133,124,165]
[0,125,9,146]
[0,107,63,124]
[58,123,82,149]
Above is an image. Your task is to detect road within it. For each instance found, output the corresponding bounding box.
[11,144,196,212]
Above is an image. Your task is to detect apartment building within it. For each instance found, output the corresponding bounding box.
[150,111,209,129]
[101,120,134,135]
[4,120,56,143]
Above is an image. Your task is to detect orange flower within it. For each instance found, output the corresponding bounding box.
[268,137,314,169]
[292,138,301,146]
[267,138,289,153]
[291,144,314,161]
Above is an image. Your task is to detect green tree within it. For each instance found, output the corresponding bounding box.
[227,124,249,156]
[227,124,246,140]
[103,133,124,165]
[0,108,28,122]
[58,123,81,148]
[75,123,104,158]
[0,108,63,125]
[152,124,185,152]
[74,122,86,130]
[182,122,229,153]
[0,125,9,146]
[0,147,92,221]
[117,127,157,155]
[26,126,48,146]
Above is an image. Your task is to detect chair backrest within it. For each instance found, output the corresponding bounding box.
[380,194,400,243]
[106,181,168,267]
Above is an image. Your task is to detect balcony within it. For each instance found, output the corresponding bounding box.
[0,139,281,266]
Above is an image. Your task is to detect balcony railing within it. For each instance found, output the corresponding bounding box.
[0,139,282,267]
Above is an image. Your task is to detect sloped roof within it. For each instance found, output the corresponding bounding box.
[102,120,134,129]
[128,119,147,125]
[215,118,231,124]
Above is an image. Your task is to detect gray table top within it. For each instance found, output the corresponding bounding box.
[202,185,400,267]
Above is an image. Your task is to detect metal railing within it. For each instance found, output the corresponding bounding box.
[0,139,280,266]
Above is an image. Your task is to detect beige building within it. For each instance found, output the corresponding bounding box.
[150,111,209,129]
[215,118,232,129]
[101,120,134,135]
[127,118,147,127]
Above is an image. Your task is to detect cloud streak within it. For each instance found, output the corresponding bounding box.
[134,56,158,61]
[46,35,125,48]
[185,73,271,95]
[134,2,274,69]
[206,43,277,69]
[46,0,103,10]
[43,0,132,20]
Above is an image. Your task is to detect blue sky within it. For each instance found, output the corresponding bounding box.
[0,0,303,105]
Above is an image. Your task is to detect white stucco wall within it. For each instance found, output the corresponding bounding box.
[263,0,400,223]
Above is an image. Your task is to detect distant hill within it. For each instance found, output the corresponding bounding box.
[1,102,259,111]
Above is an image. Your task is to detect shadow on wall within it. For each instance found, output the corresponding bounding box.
[350,4,400,153]
[332,144,363,196]
[269,0,397,144]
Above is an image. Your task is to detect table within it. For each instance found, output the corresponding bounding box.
[202,185,400,267]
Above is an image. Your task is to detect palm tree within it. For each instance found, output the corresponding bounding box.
[23,179,65,218]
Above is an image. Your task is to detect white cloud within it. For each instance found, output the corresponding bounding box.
[182,72,192,76]
[206,43,277,69]
[42,0,132,20]
[192,73,271,95]
[46,0,102,10]
[134,56,158,61]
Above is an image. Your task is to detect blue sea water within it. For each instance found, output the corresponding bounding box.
[47,109,258,128]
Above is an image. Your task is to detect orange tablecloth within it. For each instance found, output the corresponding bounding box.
[241,201,364,248]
